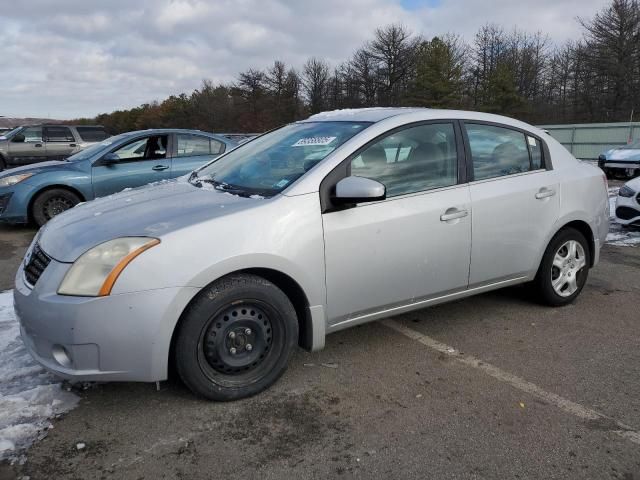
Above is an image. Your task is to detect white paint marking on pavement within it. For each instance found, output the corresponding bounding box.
[382,319,640,446]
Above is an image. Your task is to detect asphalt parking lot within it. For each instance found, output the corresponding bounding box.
[1,217,639,479]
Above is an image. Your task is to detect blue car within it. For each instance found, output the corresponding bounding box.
[0,129,237,226]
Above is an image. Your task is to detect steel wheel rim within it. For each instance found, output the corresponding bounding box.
[550,240,586,297]
[196,299,283,387]
[43,196,74,220]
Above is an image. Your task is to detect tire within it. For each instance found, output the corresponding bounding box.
[31,188,81,227]
[534,228,591,306]
[0,156,6,172]
[175,274,298,401]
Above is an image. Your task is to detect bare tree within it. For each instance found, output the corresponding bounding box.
[302,57,330,114]
[367,24,421,105]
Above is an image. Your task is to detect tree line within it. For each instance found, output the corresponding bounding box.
[75,0,640,134]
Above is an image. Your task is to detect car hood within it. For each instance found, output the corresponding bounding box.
[0,161,70,179]
[606,148,640,161]
[39,179,267,262]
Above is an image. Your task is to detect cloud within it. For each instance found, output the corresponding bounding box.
[0,0,608,119]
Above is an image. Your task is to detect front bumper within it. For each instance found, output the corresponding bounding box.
[615,194,640,226]
[14,253,199,382]
[0,184,36,224]
[601,160,640,170]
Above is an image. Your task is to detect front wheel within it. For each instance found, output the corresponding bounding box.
[534,228,590,306]
[31,188,81,227]
[175,274,298,401]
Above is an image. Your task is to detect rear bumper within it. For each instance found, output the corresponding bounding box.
[14,256,200,382]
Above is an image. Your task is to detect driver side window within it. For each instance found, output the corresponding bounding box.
[349,123,458,197]
[111,136,168,161]
[18,127,42,143]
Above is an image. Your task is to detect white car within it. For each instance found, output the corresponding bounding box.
[615,176,640,226]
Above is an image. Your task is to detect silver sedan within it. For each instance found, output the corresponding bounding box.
[14,108,610,400]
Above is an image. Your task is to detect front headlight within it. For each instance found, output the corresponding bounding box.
[0,173,34,187]
[58,237,160,296]
[619,185,636,198]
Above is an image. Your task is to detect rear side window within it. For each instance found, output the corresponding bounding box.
[466,124,532,181]
[44,126,75,143]
[76,126,109,142]
[177,135,214,157]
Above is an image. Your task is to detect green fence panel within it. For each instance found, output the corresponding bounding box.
[539,122,639,160]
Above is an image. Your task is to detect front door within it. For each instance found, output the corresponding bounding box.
[463,122,560,286]
[43,126,77,160]
[7,126,47,165]
[322,122,472,325]
[92,135,171,197]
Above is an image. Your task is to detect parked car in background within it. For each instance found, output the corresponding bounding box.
[0,129,236,226]
[614,176,640,226]
[0,125,110,171]
[598,140,640,178]
[220,133,259,145]
[13,108,609,401]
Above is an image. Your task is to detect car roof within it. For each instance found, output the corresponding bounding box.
[118,128,234,141]
[303,107,542,133]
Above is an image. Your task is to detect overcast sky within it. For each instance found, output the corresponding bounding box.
[0,0,609,119]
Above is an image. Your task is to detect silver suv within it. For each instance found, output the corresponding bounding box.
[14,108,609,401]
[0,125,109,170]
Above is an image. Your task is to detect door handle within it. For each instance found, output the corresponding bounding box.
[34,143,42,148]
[535,187,556,199]
[69,143,77,147]
[440,208,468,222]
[152,165,169,171]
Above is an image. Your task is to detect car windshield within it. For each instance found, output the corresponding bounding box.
[66,134,129,162]
[192,121,371,196]
[0,127,22,139]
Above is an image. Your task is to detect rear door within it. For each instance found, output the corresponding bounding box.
[6,126,47,165]
[43,126,77,160]
[171,133,225,177]
[463,122,559,286]
[322,121,471,325]
[91,134,171,197]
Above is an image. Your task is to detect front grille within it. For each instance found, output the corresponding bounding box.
[616,206,640,221]
[24,244,51,286]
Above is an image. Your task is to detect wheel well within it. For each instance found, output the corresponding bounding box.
[167,268,314,379]
[557,220,596,267]
[27,185,86,222]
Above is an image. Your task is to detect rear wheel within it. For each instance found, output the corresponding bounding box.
[31,188,81,227]
[175,274,298,401]
[534,228,590,306]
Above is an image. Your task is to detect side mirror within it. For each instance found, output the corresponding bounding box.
[102,153,120,164]
[332,176,386,204]
[12,134,25,143]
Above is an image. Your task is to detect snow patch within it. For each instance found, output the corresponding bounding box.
[0,291,79,462]
[606,187,640,247]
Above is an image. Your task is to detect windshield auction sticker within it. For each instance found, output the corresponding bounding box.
[292,136,336,147]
